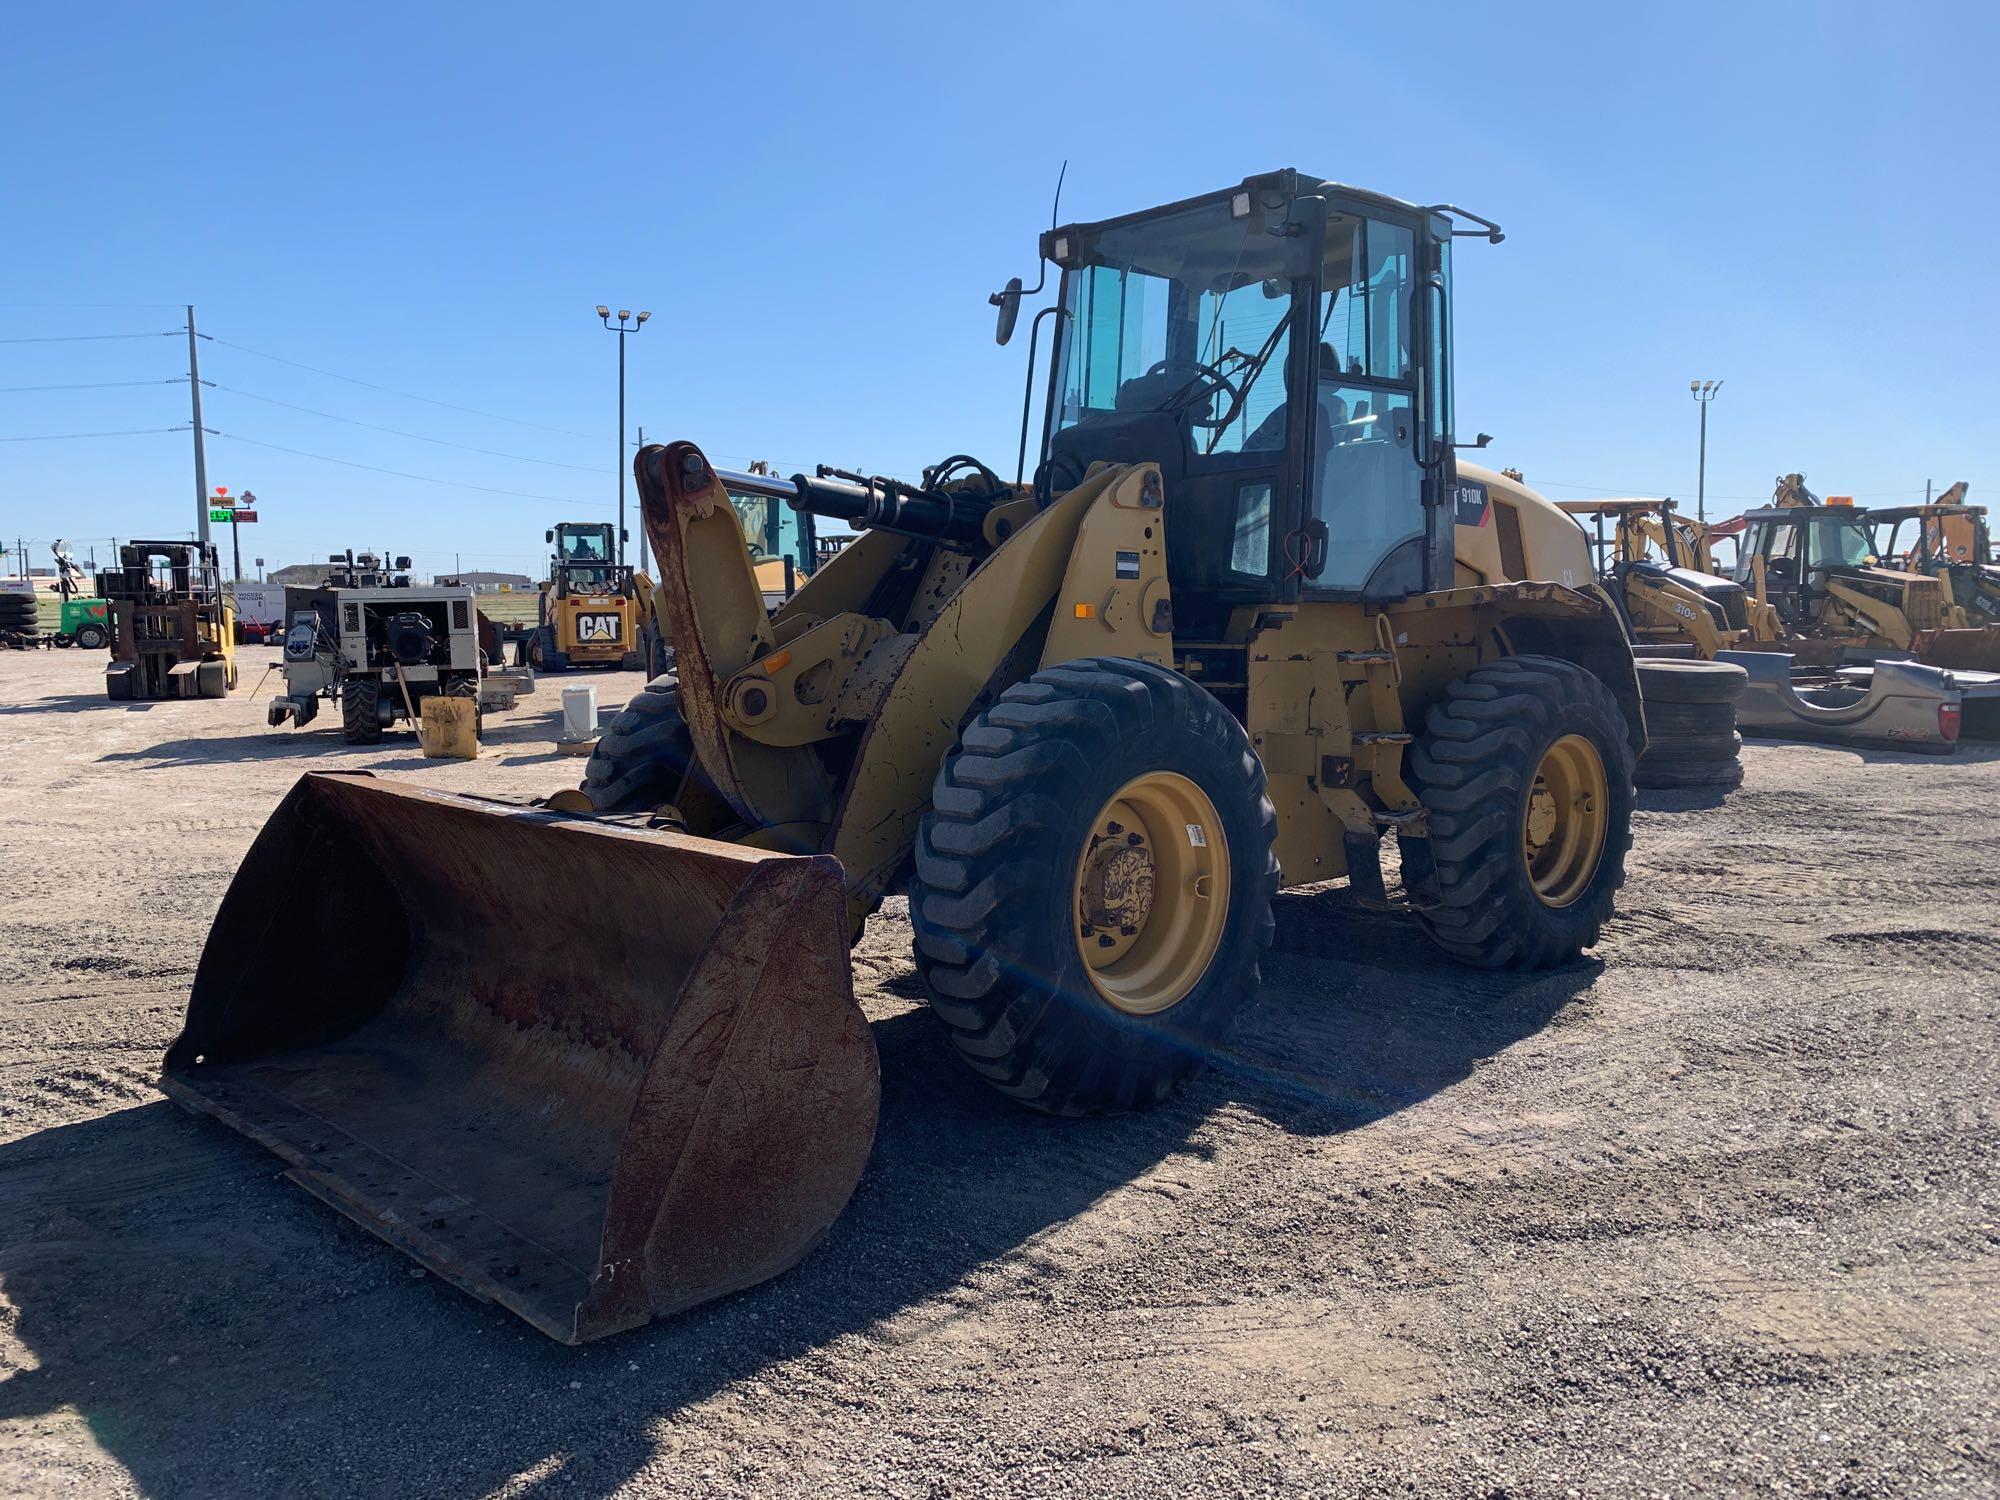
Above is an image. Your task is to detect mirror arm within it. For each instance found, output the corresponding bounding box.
[1015,304,1071,489]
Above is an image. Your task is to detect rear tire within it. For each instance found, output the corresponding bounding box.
[1400,655,1635,970]
[341,677,383,745]
[910,657,1280,1116]
[75,623,108,650]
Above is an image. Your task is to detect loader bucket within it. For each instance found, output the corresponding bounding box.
[162,772,878,1344]
[1919,625,2000,673]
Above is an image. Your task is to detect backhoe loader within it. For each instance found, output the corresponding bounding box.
[164,171,1643,1343]
[1867,491,2000,630]
[1557,497,1778,656]
[1732,478,2000,671]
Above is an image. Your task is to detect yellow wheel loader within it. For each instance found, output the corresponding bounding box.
[164,172,1643,1343]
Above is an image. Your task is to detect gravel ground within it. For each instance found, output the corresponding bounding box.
[1,646,1995,1497]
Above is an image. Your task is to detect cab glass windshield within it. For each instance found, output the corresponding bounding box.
[1811,516,1878,569]
[1054,193,1315,456]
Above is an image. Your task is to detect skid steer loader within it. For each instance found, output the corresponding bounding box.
[165,171,1643,1343]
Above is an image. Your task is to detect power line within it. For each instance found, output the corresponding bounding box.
[0,331,179,344]
[0,425,190,442]
[0,302,188,310]
[208,336,601,441]
[208,429,602,507]
[209,383,610,473]
[0,378,184,393]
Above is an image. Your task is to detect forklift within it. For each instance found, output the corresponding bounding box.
[97,540,236,699]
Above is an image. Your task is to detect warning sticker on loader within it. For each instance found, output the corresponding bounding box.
[576,612,623,643]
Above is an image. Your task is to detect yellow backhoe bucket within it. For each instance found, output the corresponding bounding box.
[162,772,877,1344]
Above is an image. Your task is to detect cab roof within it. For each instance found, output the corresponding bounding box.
[1864,504,1986,522]
[1556,499,1678,516]
[1044,170,1435,256]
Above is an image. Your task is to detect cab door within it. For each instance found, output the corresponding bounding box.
[1300,203,1440,600]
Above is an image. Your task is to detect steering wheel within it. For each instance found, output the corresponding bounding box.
[1145,359,1243,429]
[1764,557,1798,583]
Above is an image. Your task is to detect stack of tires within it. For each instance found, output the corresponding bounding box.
[1633,658,1748,790]
[0,592,37,647]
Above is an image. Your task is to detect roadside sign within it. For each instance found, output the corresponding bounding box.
[209,509,235,522]
[232,510,259,523]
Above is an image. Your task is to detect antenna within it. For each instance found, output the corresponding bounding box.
[1007,161,1074,487]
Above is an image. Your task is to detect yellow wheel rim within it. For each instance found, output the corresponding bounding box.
[1522,733,1609,908]
[1072,771,1230,1015]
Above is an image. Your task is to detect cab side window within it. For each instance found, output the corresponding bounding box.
[1320,219,1413,382]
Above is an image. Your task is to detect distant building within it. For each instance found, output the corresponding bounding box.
[439,571,535,592]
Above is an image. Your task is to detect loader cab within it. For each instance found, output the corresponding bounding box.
[548,522,624,595]
[722,474,817,581]
[1869,504,1989,571]
[1735,505,1880,622]
[1038,171,1461,634]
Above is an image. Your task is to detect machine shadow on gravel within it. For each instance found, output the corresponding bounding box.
[94,709,573,768]
[0,908,1584,1499]
[0,691,158,716]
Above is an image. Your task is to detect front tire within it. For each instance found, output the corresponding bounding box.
[910,658,1280,1116]
[580,675,726,823]
[1400,655,1634,970]
[341,677,384,745]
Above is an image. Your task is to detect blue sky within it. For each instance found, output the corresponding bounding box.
[3,0,1993,580]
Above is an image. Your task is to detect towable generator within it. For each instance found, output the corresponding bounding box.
[166,171,1643,1343]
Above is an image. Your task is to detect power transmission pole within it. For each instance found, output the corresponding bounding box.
[187,306,212,552]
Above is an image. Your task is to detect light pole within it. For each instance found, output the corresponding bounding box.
[597,306,650,566]
[1690,379,1723,527]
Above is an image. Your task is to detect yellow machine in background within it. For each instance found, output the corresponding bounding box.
[722,460,824,608]
[168,171,1645,1345]
[1554,496,1781,657]
[533,521,649,672]
[99,539,237,700]
[1868,488,2000,630]
[1731,476,2000,668]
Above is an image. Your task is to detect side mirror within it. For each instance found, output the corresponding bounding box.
[989,276,1023,346]
[621,528,629,542]
[544,530,554,544]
